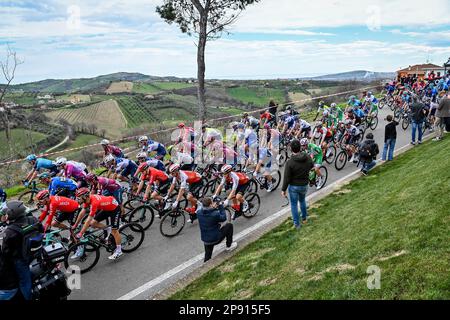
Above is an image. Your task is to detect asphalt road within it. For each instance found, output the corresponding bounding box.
[70,107,423,300]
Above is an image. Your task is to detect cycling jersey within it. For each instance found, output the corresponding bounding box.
[172,170,202,189]
[244,129,258,147]
[353,108,366,119]
[284,116,297,129]
[145,158,165,171]
[402,94,411,103]
[105,145,123,157]
[223,146,238,164]
[39,196,79,228]
[83,194,119,217]
[307,143,323,165]
[203,128,222,144]
[246,116,260,129]
[34,158,57,172]
[64,163,86,181]
[221,172,249,192]
[141,167,169,185]
[143,140,166,157]
[348,99,362,107]
[95,177,122,194]
[258,148,272,165]
[115,158,138,177]
[346,125,360,136]
[48,177,77,196]
[323,115,337,128]
[174,152,194,165]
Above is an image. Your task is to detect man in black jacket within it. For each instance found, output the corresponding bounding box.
[359,133,379,175]
[281,139,314,229]
[197,197,237,262]
[0,201,42,300]
[410,97,427,145]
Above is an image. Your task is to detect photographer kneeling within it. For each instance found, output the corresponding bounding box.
[0,200,43,300]
[197,197,237,263]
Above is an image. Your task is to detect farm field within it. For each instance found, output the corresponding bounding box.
[226,86,286,106]
[288,92,311,105]
[153,81,196,90]
[57,94,91,103]
[105,81,134,94]
[45,100,127,138]
[132,82,161,94]
[3,93,38,105]
[0,128,47,155]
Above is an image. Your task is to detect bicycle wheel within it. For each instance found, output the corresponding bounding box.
[18,190,38,209]
[316,166,328,190]
[123,198,142,211]
[270,170,282,191]
[243,193,260,218]
[379,99,385,110]
[389,103,396,111]
[160,210,186,237]
[324,145,337,164]
[335,150,348,171]
[276,149,288,167]
[247,179,258,194]
[128,205,155,231]
[369,116,378,130]
[401,117,410,130]
[119,223,145,253]
[64,241,100,274]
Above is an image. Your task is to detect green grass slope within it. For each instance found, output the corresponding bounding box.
[172,138,450,300]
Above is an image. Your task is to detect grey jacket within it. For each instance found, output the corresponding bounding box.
[436,96,450,118]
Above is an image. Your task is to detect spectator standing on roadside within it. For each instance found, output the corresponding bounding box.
[268,100,278,124]
[381,115,398,161]
[281,139,313,229]
[410,96,427,145]
[433,92,450,141]
[358,133,379,175]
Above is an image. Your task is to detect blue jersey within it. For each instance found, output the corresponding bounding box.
[284,116,297,129]
[143,140,166,156]
[48,177,78,195]
[145,158,165,171]
[353,108,366,118]
[34,158,56,171]
[0,188,6,203]
[348,99,362,107]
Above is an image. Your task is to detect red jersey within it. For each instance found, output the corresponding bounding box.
[83,194,119,217]
[39,196,79,229]
[141,167,169,184]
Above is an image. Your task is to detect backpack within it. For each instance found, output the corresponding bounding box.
[8,217,44,262]
[359,142,373,161]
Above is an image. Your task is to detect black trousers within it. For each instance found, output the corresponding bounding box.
[204,223,233,262]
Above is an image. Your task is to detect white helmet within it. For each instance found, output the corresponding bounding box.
[138,136,148,143]
[104,154,115,164]
[101,139,110,146]
[55,157,67,166]
[136,152,147,159]
[331,103,337,108]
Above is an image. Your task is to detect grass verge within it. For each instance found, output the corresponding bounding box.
[171,138,450,300]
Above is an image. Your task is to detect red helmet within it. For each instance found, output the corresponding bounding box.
[36,190,50,201]
[85,173,97,183]
[138,162,150,172]
[178,122,185,128]
[75,187,90,198]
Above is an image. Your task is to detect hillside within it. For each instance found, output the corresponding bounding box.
[306,70,395,82]
[172,138,450,300]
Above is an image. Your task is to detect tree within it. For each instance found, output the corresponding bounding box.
[0,45,23,155]
[156,0,260,121]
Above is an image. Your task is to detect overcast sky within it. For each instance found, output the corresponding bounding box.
[1,0,450,83]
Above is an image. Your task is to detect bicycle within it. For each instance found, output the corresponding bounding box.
[244,168,282,193]
[308,166,328,190]
[334,139,360,171]
[19,181,45,209]
[64,221,145,274]
[214,193,261,221]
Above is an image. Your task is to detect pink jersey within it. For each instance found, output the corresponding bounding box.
[64,163,86,180]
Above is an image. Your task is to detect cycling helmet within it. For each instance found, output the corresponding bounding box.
[75,187,90,198]
[178,122,185,128]
[242,112,248,118]
[368,91,373,96]
[323,110,329,117]
[286,105,292,110]
[319,101,325,106]
[1,201,27,222]
[138,162,150,172]
[221,164,232,175]
[36,190,50,201]
[26,154,37,162]
[38,172,51,180]
[55,157,67,166]
[138,136,148,143]
[169,163,180,174]
[316,121,323,128]
[237,123,245,129]
[136,152,147,159]
[345,119,352,125]
[300,138,308,146]
[331,103,337,108]
[100,139,110,146]
[85,173,97,183]
[104,154,115,164]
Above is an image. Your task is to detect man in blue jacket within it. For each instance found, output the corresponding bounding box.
[197,197,237,262]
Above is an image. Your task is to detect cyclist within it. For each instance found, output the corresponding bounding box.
[363,91,379,117]
[260,109,274,128]
[23,154,58,186]
[36,190,80,232]
[176,122,196,144]
[299,138,324,188]
[85,173,123,206]
[314,101,329,120]
[201,124,223,147]
[139,136,167,160]
[55,157,87,187]
[253,146,275,192]
[243,124,259,168]
[312,121,333,156]
[212,164,250,217]
[135,162,171,206]
[166,164,203,221]
[343,119,361,163]
[72,188,123,260]
[101,139,124,158]
[330,103,344,122]
[104,154,138,182]
[242,113,260,130]
[322,110,337,128]
[42,173,77,198]
[351,105,366,126]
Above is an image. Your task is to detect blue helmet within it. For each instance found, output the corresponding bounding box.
[237,123,245,129]
[26,154,37,162]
